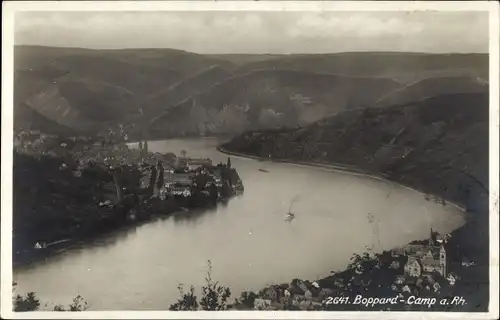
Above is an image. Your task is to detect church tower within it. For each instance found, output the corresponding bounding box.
[439,244,447,277]
[429,227,436,246]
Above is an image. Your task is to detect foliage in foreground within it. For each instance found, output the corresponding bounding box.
[13,292,40,312]
[12,282,88,312]
[169,260,232,311]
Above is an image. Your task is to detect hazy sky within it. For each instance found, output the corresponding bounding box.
[15,11,489,54]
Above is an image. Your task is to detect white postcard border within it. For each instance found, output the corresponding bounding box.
[1,1,499,319]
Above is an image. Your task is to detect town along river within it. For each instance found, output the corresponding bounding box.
[13,137,466,310]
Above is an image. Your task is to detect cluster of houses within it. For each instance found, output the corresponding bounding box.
[253,279,334,310]
[393,229,450,277]
[136,148,237,199]
[14,130,70,156]
[389,229,459,296]
[164,158,234,198]
[249,229,462,311]
[89,139,242,207]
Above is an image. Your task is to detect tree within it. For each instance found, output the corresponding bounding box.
[148,165,157,196]
[199,260,232,310]
[169,260,232,311]
[156,162,164,190]
[12,283,88,312]
[238,291,257,309]
[169,285,199,311]
[54,295,89,311]
[208,182,219,202]
[13,292,40,311]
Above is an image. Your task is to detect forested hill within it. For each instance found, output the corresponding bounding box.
[14,46,488,140]
[222,92,489,210]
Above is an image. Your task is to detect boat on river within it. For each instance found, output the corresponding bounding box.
[284,199,297,220]
[259,168,269,173]
[284,212,295,220]
[34,239,70,249]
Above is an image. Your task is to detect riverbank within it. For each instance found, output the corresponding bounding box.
[12,136,488,312]
[218,145,489,312]
[217,146,467,213]
[14,175,242,270]
[14,208,188,270]
[13,136,243,269]
[123,133,235,146]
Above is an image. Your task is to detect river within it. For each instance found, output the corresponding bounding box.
[13,137,466,310]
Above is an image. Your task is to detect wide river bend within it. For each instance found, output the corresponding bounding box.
[14,137,465,310]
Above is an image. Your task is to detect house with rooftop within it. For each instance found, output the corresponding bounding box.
[399,229,450,278]
[172,155,212,171]
[211,168,223,187]
[391,247,406,257]
[421,254,443,274]
[165,172,194,186]
[253,298,273,310]
[187,158,213,171]
[296,280,309,293]
[446,272,458,286]
[260,285,282,302]
[167,183,192,197]
[318,287,335,300]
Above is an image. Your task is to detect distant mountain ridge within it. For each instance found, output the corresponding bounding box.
[234,52,489,84]
[14,45,236,134]
[13,46,489,138]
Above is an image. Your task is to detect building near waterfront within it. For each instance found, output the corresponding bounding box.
[260,285,282,301]
[404,257,422,277]
[165,172,194,186]
[401,229,449,278]
[253,278,327,311]
[172,156,212,171]
[253,298,273,310]
[187,158,212,171]
[167,185,191,197]
[212,169,223,187]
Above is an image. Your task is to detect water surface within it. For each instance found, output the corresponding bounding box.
[14,137,465,310]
